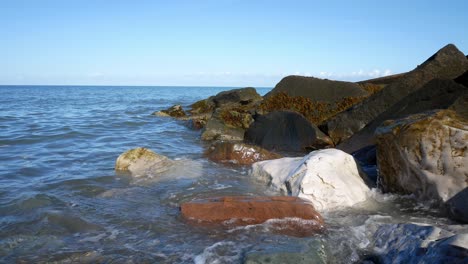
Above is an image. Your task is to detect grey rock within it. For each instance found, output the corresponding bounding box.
[338,78,468,152]
[328,44,468,145]
[245,111,333,152]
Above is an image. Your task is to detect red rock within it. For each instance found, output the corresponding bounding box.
[180,196,325,237]
[204,142,282,165]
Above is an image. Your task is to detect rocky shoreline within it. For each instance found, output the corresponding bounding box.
[118,44,468,263]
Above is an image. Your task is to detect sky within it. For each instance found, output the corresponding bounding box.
[1,0,467,87]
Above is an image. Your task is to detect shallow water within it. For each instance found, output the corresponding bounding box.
[0,86,456,263]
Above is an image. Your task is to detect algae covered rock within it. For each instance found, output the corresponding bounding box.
[376,110,468,221]
[266,75,368,103]
[115,147,173,176]
[152,104,186,118]
[205,141,281,165]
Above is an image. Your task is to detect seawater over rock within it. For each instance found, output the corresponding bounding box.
[376,109,468,222]
[204,141,281,165]
[115,147,173,176]
[180,196,324,237]
[372,223,468,263]
[115,147,202,184]
[251,149,370,212]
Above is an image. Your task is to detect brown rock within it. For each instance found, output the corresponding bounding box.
[376,109,468,221]
[205,142,282,165]
[180,196,325,237]
[153,104,187,118]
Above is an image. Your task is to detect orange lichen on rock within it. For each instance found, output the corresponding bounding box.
[259,92,367,124]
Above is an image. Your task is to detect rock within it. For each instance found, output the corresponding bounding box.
[189,99,215,115]
[266,75,369,103]
[180,196,324,237]
[375,110,468,220]
[372,223,468,263]
[251,149,370,211]
[338,78,468,152]
[449,91,468,118]
[152,104,186,118]
[205,141,282,165]
[455,70,468,87]
[211,87,262,108]
[201,117,245,141]
[447,188,468,223]
[328,44,468,144]
[115,147,173,176]
[245,111,334,152]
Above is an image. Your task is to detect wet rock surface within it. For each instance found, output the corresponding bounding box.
[372,223,468,263]
[376,110,468,222]
[205,141,281,165]
[115,147,173,176]
[180,196,325,237]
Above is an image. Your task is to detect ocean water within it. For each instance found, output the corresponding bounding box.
[0,86,455,263]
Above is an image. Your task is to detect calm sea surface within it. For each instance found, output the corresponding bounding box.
[0,86,453,263]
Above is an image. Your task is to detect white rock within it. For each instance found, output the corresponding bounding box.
[251,149,370,212]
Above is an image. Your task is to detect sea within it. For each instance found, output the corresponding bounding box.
[0,85,455,263]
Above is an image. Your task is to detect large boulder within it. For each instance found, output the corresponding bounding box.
[327,44,468,144]
[251,149,370,212]
[376,110,468,221]
[115,147,173,176]
[266,75,369,103]
[205,141,281,165]
[180,196,325,237]
[338,78,468,153]
[198,87,262,139]
[245,111,334,152]
[371,223,468,263]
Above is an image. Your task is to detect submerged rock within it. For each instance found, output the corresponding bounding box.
[251,149,370,211]
[115,147,173,176]
[245,240,327,264]
[205,141,281,165]
[152,104,187,118]
[245,111,333,152]
[376,110,468,222]
[327,43,468,144]
[180,196,324,237]
[372,223,468,263]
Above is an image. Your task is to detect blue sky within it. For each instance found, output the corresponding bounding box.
[1,0,467,87]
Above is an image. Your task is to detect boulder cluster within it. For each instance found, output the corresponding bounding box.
[117,44,468,260]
